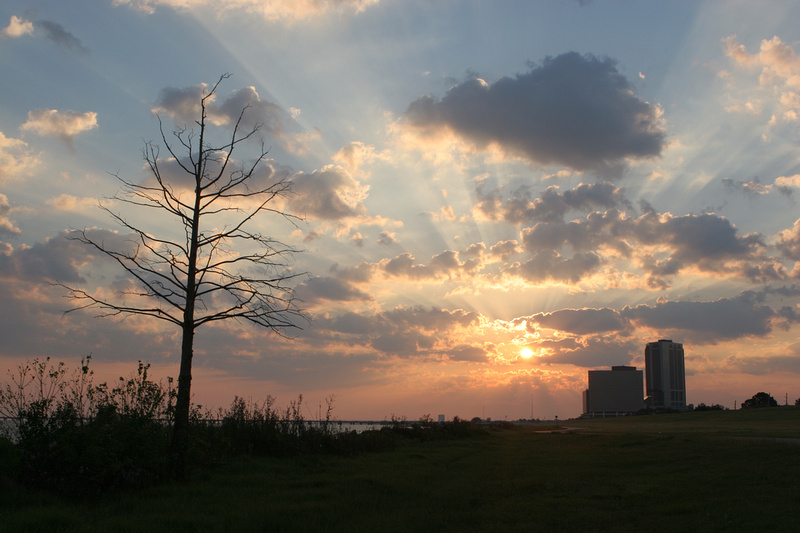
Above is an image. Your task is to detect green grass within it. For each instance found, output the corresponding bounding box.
[2,408,799,532]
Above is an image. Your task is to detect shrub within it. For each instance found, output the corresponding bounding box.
[1,358,486,495]
[1,357,173,494]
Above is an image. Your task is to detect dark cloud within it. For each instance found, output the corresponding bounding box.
[295,276,372,304]
[721,177,771,198]
[372,197,771,288]
[312,306,481,359]
[509,250,602,284]
[0,229,128,283]
[371,330,432,356]
[537,337,637,367]
[516,207,768,285]
[152,83,294,139]
[139,151,284,197]
[208,344,385,391]
[404,52,665,172]
[520,210,625,253]
[382,306,480,331]
[637,212,763,266]
[333,262,378,284]
[724,355,800,375]
[322,311,378,335]
[35,20,87,53]
[448,344,489,362]
[476,181,629,224]
[383,249,484,281]
[527,307,630,335]
[620,294,781,343]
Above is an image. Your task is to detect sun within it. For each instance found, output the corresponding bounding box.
[520,348,534,359]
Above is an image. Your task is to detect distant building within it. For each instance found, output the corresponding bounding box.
[583,365,644,417]
[644,339,688,411]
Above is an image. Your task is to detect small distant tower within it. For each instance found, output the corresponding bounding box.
[644,339,687,411]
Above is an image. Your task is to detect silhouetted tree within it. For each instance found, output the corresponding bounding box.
[741,392,778,409]
[61,74,306,476]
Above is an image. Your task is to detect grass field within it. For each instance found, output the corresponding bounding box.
[2,407,798,532]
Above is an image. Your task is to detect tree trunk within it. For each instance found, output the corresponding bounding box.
[170,322,194,478]
[170,165,202,478]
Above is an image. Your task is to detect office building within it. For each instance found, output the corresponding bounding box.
[583,365,644,417]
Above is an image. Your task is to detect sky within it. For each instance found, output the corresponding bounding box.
[2,0,800,421]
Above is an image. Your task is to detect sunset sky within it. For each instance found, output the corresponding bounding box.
[3,0,800,421]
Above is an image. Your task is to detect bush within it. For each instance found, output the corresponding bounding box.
[1,358,486,495]
[1,357,173,494]
[694,403,725,411]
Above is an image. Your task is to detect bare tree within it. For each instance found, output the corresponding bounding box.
[61,74,306,475]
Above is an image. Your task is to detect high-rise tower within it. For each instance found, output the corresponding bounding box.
[644,339,687,410]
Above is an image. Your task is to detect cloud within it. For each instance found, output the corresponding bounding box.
[114,0,379,22]
[20,109,98,148]
[520,210,625,254]
[287,165,369,220]
[724,354,800,375]
[448,344,489,362]
[153,84,287,133]
[722,35,800,126]
[526,307,630,335]
[2,15,34,38]
[332,142,379,179]
[721,177,771,197]
[0,131,39,183]
[0,229,129,284]
[34,20,88,53]
[620,294,783,343]
[344,193,775,291]
[295,276,372,304]
[489,240,520,261]
[377,230,396,245]
[350,232,364,247]
[382,247,486,281]
[724,35,800,87]
[0,194,20,235]
[517,207,770,286]
[45,194,101,212]
[402,52,665,172]
[474,181,629,224]
[507,249,602,284]
[637,212,762,266]
[151,82,315,153]
[776,218,800,261]
[722,174,800,197]
[311,305,482,360]
[774,174,800,195]
[537,337,637,368]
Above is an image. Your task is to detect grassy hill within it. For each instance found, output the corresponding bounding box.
[2,407,798,532]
